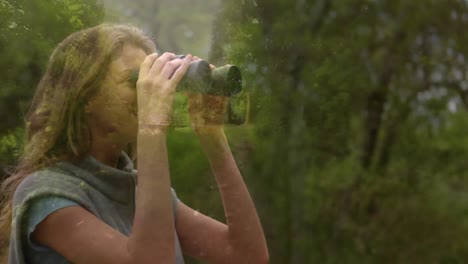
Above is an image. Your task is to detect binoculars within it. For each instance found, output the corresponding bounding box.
[130,55,242,97]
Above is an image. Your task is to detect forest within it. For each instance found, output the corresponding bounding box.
[2,0,468,263]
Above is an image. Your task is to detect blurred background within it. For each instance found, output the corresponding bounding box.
[2,0,468,263]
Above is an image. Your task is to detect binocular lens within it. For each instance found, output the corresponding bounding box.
[212,65,242,97]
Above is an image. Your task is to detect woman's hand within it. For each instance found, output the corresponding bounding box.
[185,56,228,136]
[137,52,192,133]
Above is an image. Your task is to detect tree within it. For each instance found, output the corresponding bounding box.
[0,0,104,178]
[214,0,468,262]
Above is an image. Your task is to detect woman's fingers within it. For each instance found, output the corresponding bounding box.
[171,55,192,84]
[139,52,193,92]
[138,53,159,80]
[160,58,183,80]
[149,52,176,77]
[138,52,196,94]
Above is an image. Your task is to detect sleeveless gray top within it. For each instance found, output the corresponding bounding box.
[9,152,184,264]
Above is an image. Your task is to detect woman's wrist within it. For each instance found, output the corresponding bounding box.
[138,108,172,135]
[197,129,230,157]
[138,123,168,135]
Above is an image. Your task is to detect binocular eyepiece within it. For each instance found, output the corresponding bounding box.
[130,55,242,97]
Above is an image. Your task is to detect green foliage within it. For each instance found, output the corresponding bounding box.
[213,0,468,263]
[0,0,104,137]
[0,0,104,179]
[0,128,24,172]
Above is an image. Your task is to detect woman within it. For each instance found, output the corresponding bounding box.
[0,24,268,264]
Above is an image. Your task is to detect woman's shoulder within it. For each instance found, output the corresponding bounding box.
[16,164,80,188]
[13,165,89,208]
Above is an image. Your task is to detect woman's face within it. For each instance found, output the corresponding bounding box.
[85,43,147,145]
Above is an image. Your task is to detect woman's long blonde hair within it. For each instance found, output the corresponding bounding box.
[0,24,156,240]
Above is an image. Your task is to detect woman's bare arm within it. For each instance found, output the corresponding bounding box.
[128,132,176,262]
[176,130,269,264]
[32,133,175,264]
[33,205,132,264]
